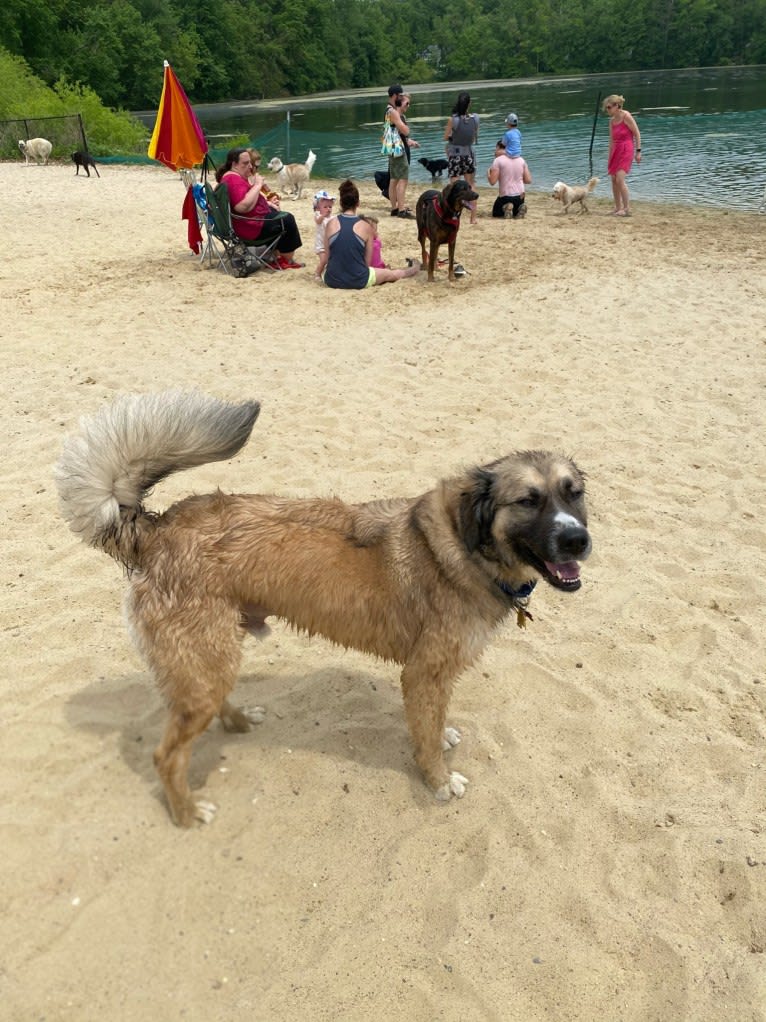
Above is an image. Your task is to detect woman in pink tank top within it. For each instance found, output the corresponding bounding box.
[603,94,642,216]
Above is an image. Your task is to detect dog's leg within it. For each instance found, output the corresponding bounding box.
[401,659,468,801]
[419,230,429,274]
[94,165,100,178]
[154,704,220,827]
[145,608,244,826]
[447,239,456,281]
[428,245,439,282]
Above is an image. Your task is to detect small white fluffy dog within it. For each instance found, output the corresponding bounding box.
[19,138,53,165]
[267,149,317,199]
[552,176,599,213]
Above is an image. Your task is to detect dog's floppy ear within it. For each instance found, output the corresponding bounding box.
[459,467,496,553]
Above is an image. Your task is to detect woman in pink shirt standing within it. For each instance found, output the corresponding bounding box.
[603,94,642,217]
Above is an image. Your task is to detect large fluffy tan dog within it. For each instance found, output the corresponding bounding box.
[18,138,52,165]
[552,176,599,213]
[54,392,592,827]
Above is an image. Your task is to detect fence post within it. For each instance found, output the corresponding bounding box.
[78,113,88,152]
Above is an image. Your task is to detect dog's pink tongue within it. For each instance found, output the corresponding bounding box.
[545,560,581,581]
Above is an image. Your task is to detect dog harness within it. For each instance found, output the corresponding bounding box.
[432,196,461,243]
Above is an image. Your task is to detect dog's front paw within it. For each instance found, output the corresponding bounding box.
[442,726,462,750]
[434,772,469,801]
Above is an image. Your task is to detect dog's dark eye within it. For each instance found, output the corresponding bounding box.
[562,478,584,502]
[516,492,540,508]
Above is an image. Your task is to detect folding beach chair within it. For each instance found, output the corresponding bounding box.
[192,182,227,271]
[203,182,284,276]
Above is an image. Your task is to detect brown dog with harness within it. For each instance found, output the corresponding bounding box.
[416,179,478,282]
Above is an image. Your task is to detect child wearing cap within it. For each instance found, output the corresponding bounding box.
[503,113,522,158]
[313,190,336,275]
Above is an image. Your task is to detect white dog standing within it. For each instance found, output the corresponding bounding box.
[19,138,53,165]
[267,149,317,199]
[551,176,599,213]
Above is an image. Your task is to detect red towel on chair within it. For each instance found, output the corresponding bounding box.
[182,185,203,255]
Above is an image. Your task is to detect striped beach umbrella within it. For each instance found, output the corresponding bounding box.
[148,61,207,171]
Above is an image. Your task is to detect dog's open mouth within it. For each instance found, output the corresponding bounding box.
[517,545,583,592]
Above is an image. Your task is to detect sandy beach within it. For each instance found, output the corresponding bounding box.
[2,161,765,1021]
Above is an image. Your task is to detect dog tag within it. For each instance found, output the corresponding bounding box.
[516,607,533,629]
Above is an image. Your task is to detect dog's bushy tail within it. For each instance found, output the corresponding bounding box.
[586,177,600,192]
[54,391,260,565]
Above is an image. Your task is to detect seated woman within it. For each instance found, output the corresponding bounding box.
[317,179,420,289]
[216,148,303,269]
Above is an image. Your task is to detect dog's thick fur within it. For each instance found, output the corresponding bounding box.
[266,149,316,199]
[19,138,52,165]
[54,392,591,828]
[416,179,478,281]
[72,151,100,177]
[418,156,449,178]
[551,177,599,213]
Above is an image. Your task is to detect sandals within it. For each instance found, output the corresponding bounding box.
[392,208,415,220]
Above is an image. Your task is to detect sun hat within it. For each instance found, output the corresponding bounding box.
[506,112,519,126]
[313,190,335,203]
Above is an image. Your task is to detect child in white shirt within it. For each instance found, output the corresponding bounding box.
[313,190,335,275]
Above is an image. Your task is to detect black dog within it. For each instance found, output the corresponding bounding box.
[374,169,391,199]
[72,151,100,178]
[418,157,449,178]
[416,180,478,282]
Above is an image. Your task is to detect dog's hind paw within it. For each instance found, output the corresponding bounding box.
[435,772,469,801]
[194,799,218,825]
[244,705,267,725]
[220,702,266,732]
[442,726,462,750]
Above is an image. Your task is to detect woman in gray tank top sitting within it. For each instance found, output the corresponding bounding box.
[443,91,480,224]
[318,180,420,289]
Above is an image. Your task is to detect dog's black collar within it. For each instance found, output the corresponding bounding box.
[496,579,537,600]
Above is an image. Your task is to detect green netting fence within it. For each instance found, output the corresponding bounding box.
[0,114,87,160]
[2,112,311,177]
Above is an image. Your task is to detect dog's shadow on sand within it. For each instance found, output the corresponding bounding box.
[65,665,411,797]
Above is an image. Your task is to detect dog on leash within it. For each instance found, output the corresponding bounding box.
[418,157,449,178]
[54,391,592,828]
[266,149,317,199]
[18,138,52,165]
[72,151,100,177]
[551,177,599,213]
[416,179,478,281]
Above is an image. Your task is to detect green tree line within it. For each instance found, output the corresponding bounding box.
[2,0,765,110]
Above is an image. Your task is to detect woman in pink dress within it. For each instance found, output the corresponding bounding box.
[603,94,642,216]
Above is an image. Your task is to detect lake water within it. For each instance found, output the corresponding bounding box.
[138,66,766,211]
